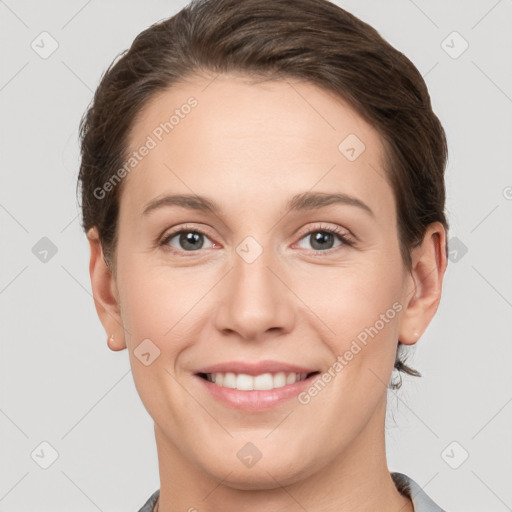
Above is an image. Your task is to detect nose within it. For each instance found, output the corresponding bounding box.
[214,244,297,342]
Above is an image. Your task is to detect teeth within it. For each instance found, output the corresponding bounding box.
[236,373,254,390]
[205,371,310,390]
[271,372,286,389]
[223,372,236,389]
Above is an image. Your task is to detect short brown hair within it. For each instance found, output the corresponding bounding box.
[77,0,449,387]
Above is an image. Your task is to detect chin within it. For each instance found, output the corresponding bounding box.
[209,465,305,491]
[197,447,318,491]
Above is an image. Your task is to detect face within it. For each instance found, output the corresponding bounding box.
[92,73,439,489]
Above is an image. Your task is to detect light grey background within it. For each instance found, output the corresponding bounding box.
[1,0,511,510]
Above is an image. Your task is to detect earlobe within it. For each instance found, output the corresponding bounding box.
[87,227,127,351]
[398,222,447,345]
[107,333,125,352]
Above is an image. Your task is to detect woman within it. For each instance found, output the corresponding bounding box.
[78,0,449,510]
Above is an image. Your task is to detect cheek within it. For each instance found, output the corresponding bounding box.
[303,256,403,329]
[116,251,212,399]
[117,258,201,428]
[116,247,193,343]
[296,256,404,378]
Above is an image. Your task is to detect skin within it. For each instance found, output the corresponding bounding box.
[87,73,446,512]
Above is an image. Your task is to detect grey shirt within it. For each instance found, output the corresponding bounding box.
[137,472,446,511]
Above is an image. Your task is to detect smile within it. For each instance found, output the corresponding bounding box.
[194,362,321,411]
[198,371,317,390]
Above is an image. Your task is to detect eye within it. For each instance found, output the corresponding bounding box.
[159,223,354,255]
[295,225,354,253]
[160,225,216,253]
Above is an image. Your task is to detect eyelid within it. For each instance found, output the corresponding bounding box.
[158,223,216,247]
[294,223,355,244]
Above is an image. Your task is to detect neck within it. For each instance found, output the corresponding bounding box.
[154,399,413,512]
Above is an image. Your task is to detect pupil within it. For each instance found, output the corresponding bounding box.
[181,232,202,250]
[312,232,333,250]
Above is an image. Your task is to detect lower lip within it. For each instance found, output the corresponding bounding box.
[195,374,318,412]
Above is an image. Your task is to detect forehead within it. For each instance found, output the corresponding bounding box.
[121,73,394,221]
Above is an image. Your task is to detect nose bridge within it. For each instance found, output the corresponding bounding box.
[214,235,295,340]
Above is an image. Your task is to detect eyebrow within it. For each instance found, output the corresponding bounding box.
[141,191,374,218]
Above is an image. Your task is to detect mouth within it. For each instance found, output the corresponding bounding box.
[193,360,322,411]
[196,371,320,391]
[194,365,321,411]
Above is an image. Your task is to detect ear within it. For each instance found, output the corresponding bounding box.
[398,221,447,345]
[87,227,126,351]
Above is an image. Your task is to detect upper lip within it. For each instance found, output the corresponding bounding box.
[195,360,319,376]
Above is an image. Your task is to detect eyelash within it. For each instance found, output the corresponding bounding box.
[158,223,355,257]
